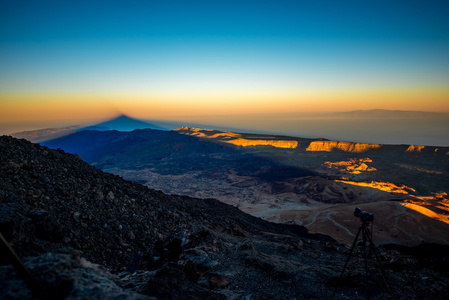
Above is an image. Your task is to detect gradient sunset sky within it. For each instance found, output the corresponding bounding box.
[1,0,448,133]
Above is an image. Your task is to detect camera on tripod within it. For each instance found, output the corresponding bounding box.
[354,207,373,223]
[333,206,394,299]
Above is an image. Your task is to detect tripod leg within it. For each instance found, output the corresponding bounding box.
[364,225,397,299]
[0,232,47,298]
[362,226,371,299]
[339,225,362,279]
[332,225,362,299]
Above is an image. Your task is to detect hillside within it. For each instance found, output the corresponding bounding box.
[41,127,449,246]
[1,135,449,299]
[0,137,448,299]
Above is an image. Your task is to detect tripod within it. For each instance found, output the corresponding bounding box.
[332,218,395,299]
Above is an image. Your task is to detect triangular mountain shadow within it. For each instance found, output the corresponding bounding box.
[81,114,165,131]
[10,114,167,143]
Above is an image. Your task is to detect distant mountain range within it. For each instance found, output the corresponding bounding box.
[334,109,447,118]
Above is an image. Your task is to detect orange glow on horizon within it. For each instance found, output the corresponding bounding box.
[1,87,449,124]
[111,88,449,117]
[0,95,118,123]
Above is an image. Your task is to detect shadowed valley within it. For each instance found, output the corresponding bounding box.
[37,124,449,247]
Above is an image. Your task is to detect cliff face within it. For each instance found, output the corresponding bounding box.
[175,127,449,155]
[406,145,426,152]
[306,141,382,153]
[224,138,298,148]
[175,127,299,148]
[175,127,241,139]
[2,136,449,299]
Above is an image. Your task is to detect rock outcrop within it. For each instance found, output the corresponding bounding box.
[306,141,382,153]
[224,138,298,148]
[406,145,425,152]
[176,127,299,148]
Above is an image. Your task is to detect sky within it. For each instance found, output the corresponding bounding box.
[1,0,449,138]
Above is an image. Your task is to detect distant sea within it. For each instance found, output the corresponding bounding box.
[264,116,449,146]
[157,112,449,147]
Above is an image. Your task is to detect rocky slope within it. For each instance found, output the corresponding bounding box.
[1,135,449,299]
[40,128,449,246]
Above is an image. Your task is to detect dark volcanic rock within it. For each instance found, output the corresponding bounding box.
[138,263,225,299]
[0,203,35,255]
[1,135,449,299]
[0,247,151,299]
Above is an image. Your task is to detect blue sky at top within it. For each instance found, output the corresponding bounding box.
[0,0,448,114]
[1,0,448,41]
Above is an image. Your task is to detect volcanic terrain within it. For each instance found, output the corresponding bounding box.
[1,135,449,299]
[37,126,449,246]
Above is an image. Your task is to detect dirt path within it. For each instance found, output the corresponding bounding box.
[304,211,325,227]
[326,212,356,237]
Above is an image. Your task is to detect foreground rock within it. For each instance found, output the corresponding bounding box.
[0,248,152,299]
[1,136,449,299]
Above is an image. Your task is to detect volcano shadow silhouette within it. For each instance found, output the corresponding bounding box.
[81,114,165,132]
